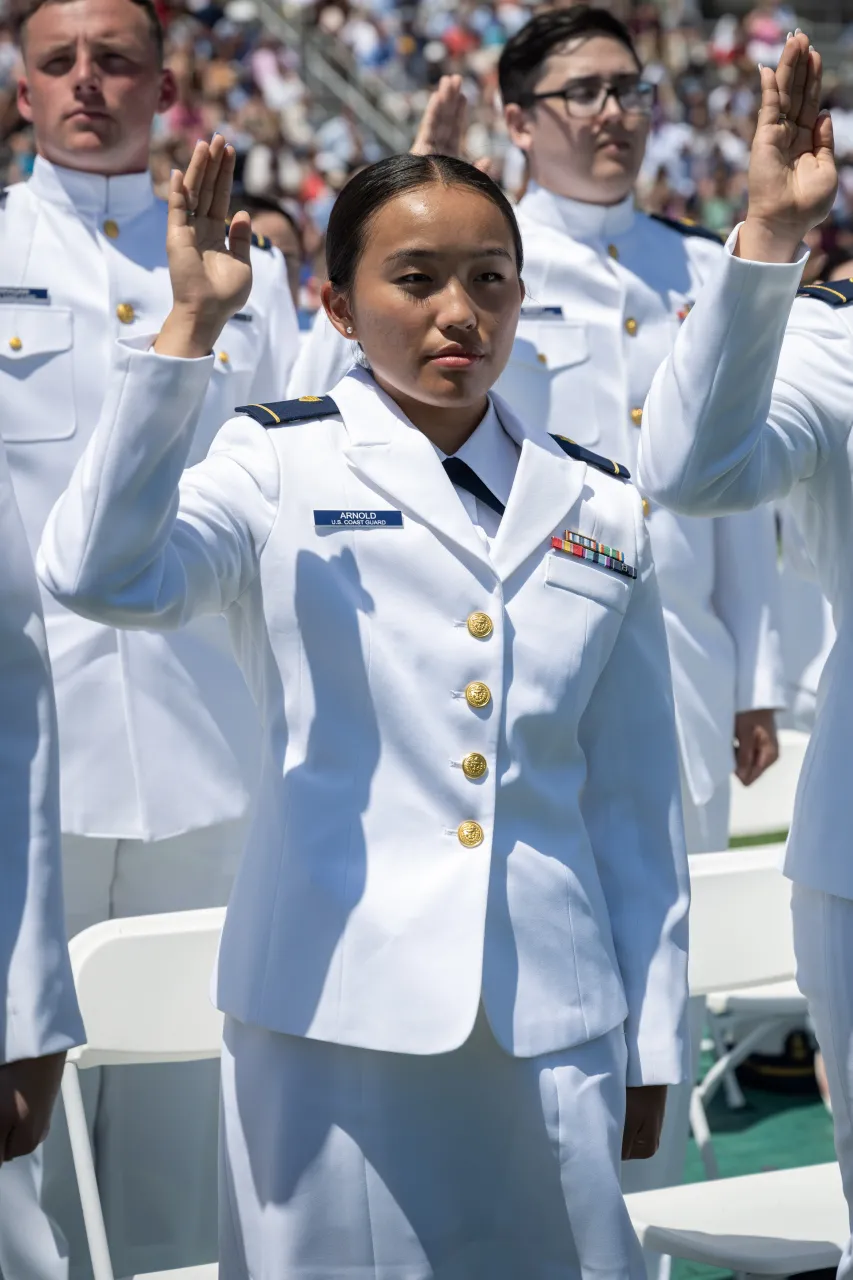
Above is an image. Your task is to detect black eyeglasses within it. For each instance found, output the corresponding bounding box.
[526,76,655,119]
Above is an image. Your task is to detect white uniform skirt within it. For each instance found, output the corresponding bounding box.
[219,1007,646,1279]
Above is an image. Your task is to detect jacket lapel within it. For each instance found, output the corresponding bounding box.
[333,370,493,573]
[489,392,589,583]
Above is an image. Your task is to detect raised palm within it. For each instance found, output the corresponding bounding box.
[166,135,253,328]
[748,33,837,239]
[410,75,468,158]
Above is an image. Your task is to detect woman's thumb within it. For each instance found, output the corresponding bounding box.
[815,108,835,161]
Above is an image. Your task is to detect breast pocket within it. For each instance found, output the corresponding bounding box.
[0,308,75,443]
[545,551,632,616]
[499,320,600,445]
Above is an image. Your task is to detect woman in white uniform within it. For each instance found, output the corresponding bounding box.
[37,136,690,1279]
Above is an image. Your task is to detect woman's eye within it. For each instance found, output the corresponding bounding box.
[397,273,431,285]
[477,272,505,283]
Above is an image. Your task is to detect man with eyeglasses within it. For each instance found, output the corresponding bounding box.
[495,8,785,1277]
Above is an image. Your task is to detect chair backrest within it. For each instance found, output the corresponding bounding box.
[688,845,795,996]
[729,728,809,839]
[67,908,226,1069]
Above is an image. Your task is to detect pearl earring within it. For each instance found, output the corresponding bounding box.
[346,326,354,334]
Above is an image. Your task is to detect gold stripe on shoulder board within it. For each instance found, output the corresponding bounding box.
[245,402,281,424]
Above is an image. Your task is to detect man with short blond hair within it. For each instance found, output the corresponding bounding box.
[0,0,298,1272]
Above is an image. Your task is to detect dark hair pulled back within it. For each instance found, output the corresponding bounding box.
[325,153,524,296]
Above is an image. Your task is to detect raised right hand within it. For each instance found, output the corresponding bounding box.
[156,135,252,358]
[410,75,468,158]
[740,32,837,262]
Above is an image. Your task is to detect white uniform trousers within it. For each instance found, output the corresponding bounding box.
[792,884,853,1280]
[0,819,247,1280]
[219,1007,647,1280]
[621,775,729,1280]
[679,778,731,859]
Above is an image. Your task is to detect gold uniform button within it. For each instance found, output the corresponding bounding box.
[218,351,230,365]
[116,302,135,324]
[8,336,22,352]
[462,752,488,780]
[465,681,491,710]
[631,407,643,427]
[537,351,547,365]
[103,219,119,239]
[608,243,619,260]
[458,820,484,848]
[467,612,493,639]
[642,497,652,518]
[625,317,638,337]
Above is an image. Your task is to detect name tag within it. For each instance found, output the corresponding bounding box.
[519,305,564,320]
[314,509,403,529]
[0,287,49,304]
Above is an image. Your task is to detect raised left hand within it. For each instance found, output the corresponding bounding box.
[739,32,837,261]
[622,1085,667,1161]
[734,708,780,786]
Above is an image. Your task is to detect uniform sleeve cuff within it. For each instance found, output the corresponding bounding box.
[724,222,810,270]
[118,335,216,363]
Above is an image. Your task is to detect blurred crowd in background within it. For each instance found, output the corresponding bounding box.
[3,0,853,309]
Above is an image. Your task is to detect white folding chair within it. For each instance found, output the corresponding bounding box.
[728,728,809,841]
[625,1161,845,1277]
[688,847,803,1179]
[62,908,226,1280]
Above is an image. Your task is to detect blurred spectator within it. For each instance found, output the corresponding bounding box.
[231,190,305,304]
[4,0,853,307]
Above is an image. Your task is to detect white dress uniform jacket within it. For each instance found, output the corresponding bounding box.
[495,186,785,811]
[38,349,690,1082]
[0,436,83,1064]
[637,234,853,898]
[0,158,298,840]
[287,189,785,812]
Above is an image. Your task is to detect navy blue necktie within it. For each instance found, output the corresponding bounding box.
[443,456,505,518]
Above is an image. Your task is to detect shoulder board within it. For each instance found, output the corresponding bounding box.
[650,214,723,245]
[550,435,631,480]
[224,217,273,251]
[797,280,853,307]
[235,395,339,429]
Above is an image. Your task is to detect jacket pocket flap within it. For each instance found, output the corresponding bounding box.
[545,550,632,614]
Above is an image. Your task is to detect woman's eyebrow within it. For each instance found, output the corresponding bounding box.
[383,246,515,265]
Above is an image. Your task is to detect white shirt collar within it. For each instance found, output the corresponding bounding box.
[28,155,155,221]
[338,369,519,507]
[438,398,518,509]
[518,181,636,245]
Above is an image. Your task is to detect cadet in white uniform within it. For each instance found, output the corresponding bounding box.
[39,141,689,1280]
[0,429,83,1174]
[496,16,784,858]
[639,33,853,1277]
[289,17,783,1250]
[0,0,297,1274]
